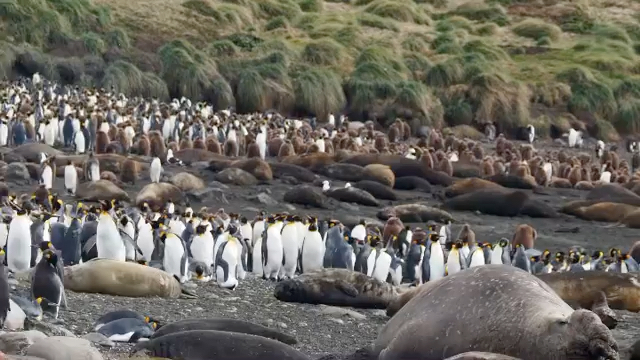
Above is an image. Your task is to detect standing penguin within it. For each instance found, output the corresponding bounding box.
[85,152,100,182]
[31,249,65,319]
[64,161,77,195]
[160,231,189,283]
[215,234,241,289]
[279,216,298,279]
[300,221,324,274]
[0,119,8,147]
[40,156,53,190]
[467,245,486,268]
[405,237,426,283]
[445,242,464,276]
[428,233,445,281]
[7,208,32,272]
[96,201,125,262]
[73,126,86,154]
[190,224,214,269]
[149,157,162,183]
[136,220,154,262]
[371,238,392,282]
[354,235,376,276]
[0,249,9,328]
[262,216,283,281]
[512,244,532,273]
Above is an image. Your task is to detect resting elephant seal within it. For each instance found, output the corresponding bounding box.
[374,265,618,360]
[444,353,522,360]
[274,268,402,309]
[64,258,183,298]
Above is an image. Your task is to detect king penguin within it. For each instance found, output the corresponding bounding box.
[0,119,8,147]
[511,244,531,273]
[262,216,283,281]
[406,237,426,284]
[350,219,367,244]
[445,242,465,276]
[136,219,154,262]
[279,215,298,279]
[354,234,375,276]
[370,237,392,282]
[40,155,53,190]
[64,161,77,195]
[299,221,324,274]
[428,233,445,281]
[7,208,32,272]
[31,249,66,319]
[190,224,214,269]
[365,235,380,277]
[150,157,162,183]
[85,152,100,182]
[160,231,189,283]
[467,245,486,268]
[216,232,241,289]
[96,200,126,262]
[0,250,9,328]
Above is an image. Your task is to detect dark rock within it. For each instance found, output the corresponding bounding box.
[5,163,30,184]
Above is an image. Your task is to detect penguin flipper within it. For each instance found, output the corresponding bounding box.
[119,229,144,258]
[82,235,97,255]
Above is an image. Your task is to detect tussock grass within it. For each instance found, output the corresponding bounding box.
[363,0,431,24]
[301,38,345,66]
[449,2,508,26]
[512,19,562,41]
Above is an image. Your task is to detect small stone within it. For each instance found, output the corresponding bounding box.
[226,307,237,313]
[328,318,344,325]
[81,333,114,348]
[319,305,367,320]
[276,322,287,329]
[0,331,47,354]
[254,193,278,206]
[223,297,240,302]
[298,322,307,327]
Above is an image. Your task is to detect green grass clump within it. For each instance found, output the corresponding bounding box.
[298,0,324,12]
[82,32,106,55]
[357,13,399,32]
[512,19,562,41]
[449,2,508,26]
[301,38,345,66]
[363,0,430,24]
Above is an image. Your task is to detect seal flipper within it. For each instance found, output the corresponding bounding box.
[336,282,358,297]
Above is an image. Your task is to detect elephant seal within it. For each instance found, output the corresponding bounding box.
[537,270,640,312]
[374,265,618,360]
[377,204,454,223]
[135,183,184,212]
[229,158,273,181]
[149,318,297,345]
[10,143,62,163]
[586,184,640,206]
[444,177,503,198]
[485,173,537,189]
[283,185,328,209]
[443,353,522,360]
[353,180,397,200]
[268,162,317,183]
[323,163,366,182]
[75,180,130,202]
[340,154,453,186]
[64,258,183,298]
[134,330,309,360]
[214,168,258,186]
[452,163,482,178]
[393,176,432,192]
[170,172,205,192]
[174,148,226,164]
[572,202,639,222]
[363,164,395,187]
[617,209,640,229]
[274,268,402,309]
[441,189,530,217]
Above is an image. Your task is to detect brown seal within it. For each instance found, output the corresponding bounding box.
[135,182,184,212]
[230,158,273,181]
[573,202,638,222]
[174,148,225,164]
[377,204,454,223]
[376,265,618,360]
[441,189,530,217]
[362,164,395,187]
[120,159,141,185]
[214,168,258,186]
[75,179,130,202]
[550,177,573,188]
[281,153,335,169]
[511,224,537,249]
[575,180,594,190]
[444,178,503,198]
[340,154,453,186]
[170,172,205,192]
[100,170,120,184]
[95,131,109,154]
[64,258,182,298]
[618,209,640,228]
[283,185,328,209]
[274,268,402,309]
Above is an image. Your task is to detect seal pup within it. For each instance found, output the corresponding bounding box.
[375,265,618,360]
[133,330,309,360]
[149,318,298,345]
[274,268,401,308]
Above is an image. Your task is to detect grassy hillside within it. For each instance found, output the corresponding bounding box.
[2,0,640,138]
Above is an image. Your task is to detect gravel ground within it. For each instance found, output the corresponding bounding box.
[5,139,640,359]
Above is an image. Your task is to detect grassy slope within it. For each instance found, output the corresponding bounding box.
[2,0,640,138]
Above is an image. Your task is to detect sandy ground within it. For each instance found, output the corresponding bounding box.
[6,139,640,360]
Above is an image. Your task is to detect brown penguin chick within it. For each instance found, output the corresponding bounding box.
[600,150,612,167]
[206,136,221,154]
[278,140,295,158]
[456,224,475,244]
[374,135,387,152]
[444,134,455,152]
[610,151,620,170]
[306,143,320,154]
[120,159,140,185]
[591,164,601,181]
[167,141,178,153]
[578,153,591,166]
[117,129,131,154]
[105,141,121,154]
[493,160,505,175]
[533,165,548,186]
[100,170,119,183]
[420,151,434,169]
[515,164,530,177]
[149,131,166,159]
[179,137,193,150]
[193,138,206,150]
[387,125,399,143]
[567,165,581,186]
[95,131,109,154]
[434,150,446,163]
[246,141,260,158]
[511,224,537,249]
[223,139,239,157]
[558,163,571,178]
[580,166,592,182]
[324,140,334,155]
[382,217,404,244]
[495,134,506,156]
[399,120,411,140]
[438,157,453,177]
[481,158,495,177]
[508,159,521,175]
[472,145,484,160]
[23,119,35,140]
[428,131,443,151]
[617,173,630,184]
[108,124,118,142]
[557,150,568,164]
[136,135,151,156]
[519,144,534,161]
[455,140,468,154]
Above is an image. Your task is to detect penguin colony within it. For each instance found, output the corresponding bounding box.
[0,74,638,336]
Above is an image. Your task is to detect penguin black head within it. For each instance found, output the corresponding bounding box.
[555,251,565,262]
[308,222,318,232]
[16,208,27,216]
[359,219,366,226]
[120,216,129,227]
[428,233,440,242]
[328,220,338,228]
[159,231,168,241]
[609,248,620,258]
[195,225,207,235]
[285,215,295,223]
[570,252,581,264]
[42,249,58,266]
[592,250,603,259]
[100,200,113,213]
[266,216,275,224]
[240,217,248,224]
[228,224,238,235]
[498,238,509,248]
[38,241,54,252]
[530,255,540,262]
[195,264,205,278]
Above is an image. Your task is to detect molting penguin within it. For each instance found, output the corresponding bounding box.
[262,216,283,281]
[7,208,32,272]
[300,221,324,274]
[216,232,241,289]
[160,231,189,283]
[323,221,353,270]
[31,249,66,319]
[64,161,77,195]
[98,317,156,343]
[150,157,162,183]
[96,200,126,261]
[279,215,298,279]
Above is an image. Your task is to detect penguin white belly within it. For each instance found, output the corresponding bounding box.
[447,251,462,275]
[74,131,85,154]
[429,245,445,281]
[96,214,126,261]
[351,225,366,243]
[41,165,52,189]
[136,225,154,261]
[5,299,26,330]
[216,240,239,289]
[64,165,77,195]
[460,246,470,260]
[169,220,185,236]
[469,250,485,268]
[163,236,185,280]
[44,124,56,146]
[263,228,283,280]
[123,222,136,260]
[162,120,172,141]
[239,223,252,242]
[7,216,32,272]
[389,263,402,285]
[191,234,214,267]
[252,238,263,276]
[0,223,7,248]
[0,123,7,146]
[279,225,298,279]
[371,252,392,282]
[58,120,65,143]
[295,223,307,252]
[300,231,324,273]
[150,158,161,183]
[235,239,246,280]
[366,250,377,277]
[415,245,425,283]
[252,222,264,247]
[99,122,109,134]
[89,163,100,182]
[490,247,503,265]
[350,250,356,271]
